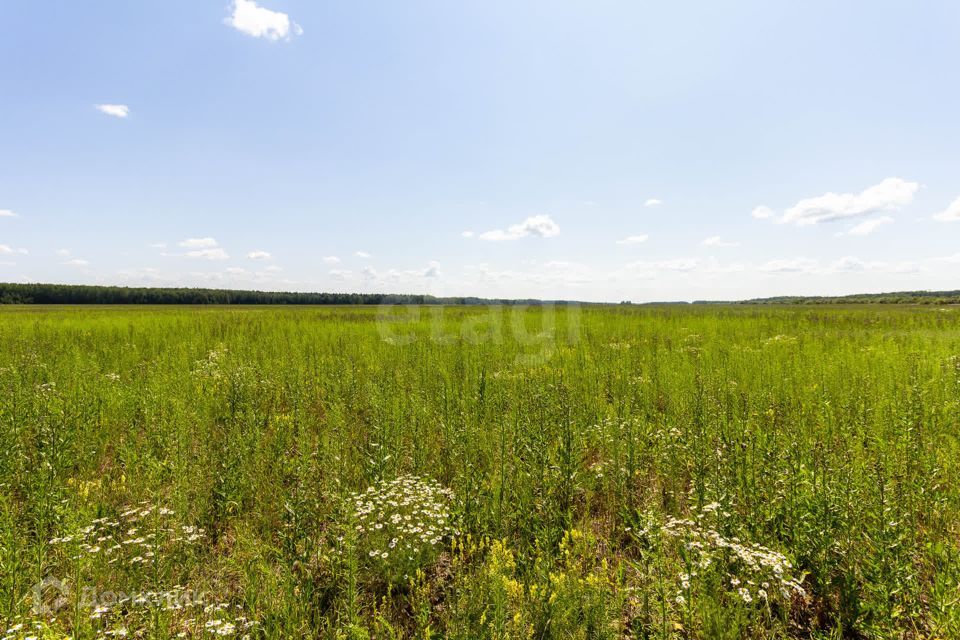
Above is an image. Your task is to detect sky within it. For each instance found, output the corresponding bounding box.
[1,0,959,302]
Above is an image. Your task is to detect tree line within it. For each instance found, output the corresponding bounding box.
[0,282,570,306]
[3,282,957,306]
[732,291,960,305]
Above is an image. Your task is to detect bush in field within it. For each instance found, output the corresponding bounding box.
[349,475,455,585]
[648,510,807,607]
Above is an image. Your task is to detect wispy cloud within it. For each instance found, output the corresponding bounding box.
[616,234,649,245]
[779,177,919,225]
[355,251,372,258]
[225,0,302,41]
[187,248,229,260]
[701,236,739,247]
[751,206,774,220]
[64,258,89,266]
[337,261,443,283]
[933,196,960,222]
[0,245,27,255]
[752,256,903,275]
[95,104,129,118]
[179,237,218,249]
[618,259,701,279]
[246,250,271,260]
[842,216,894,236]
[322,256,340,264]
[759,258,819,273]
[479,215,559,241]
[178,238,228,260]
[0,209,16,218]
[461,231,474,238]
[644,198,662,207]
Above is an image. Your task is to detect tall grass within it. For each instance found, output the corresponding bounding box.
[1,304,959,638]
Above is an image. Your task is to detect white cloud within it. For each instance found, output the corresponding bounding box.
[829,256,869,272]
[179,237,219,249]
[461,231,474,238]
[225,0,302,41]
[186,248,230,260]
[932,253,960,265]
[148,242,167,249]
[345,261,444,283]
[355,251,372,258]
[263,265,283,273]
[644,198,662,207]
[933,196,960,222]
[759,258,819,273]
[751,206,774,220]
[246,250,271,260]
[64,258,89,266]
[822,257,906,274]
[656,258,699,272]
[0,244,27,255]
[616,234,649,245]
[479,215,560,241]
[56,249,71,257]
[0,209,16,218]
[467,261,596,288]
[624,258,699,273]
[780,177,919,225]
[175,238,229,260]
[95,104,129,118]
[322,256,340,264]
[844,216,894,236]
[111,266,302,289]
[701,236,739,247]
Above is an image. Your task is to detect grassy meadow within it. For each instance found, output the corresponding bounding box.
[1,304,959,639]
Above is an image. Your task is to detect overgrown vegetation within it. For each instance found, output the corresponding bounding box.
[1,304,959,638]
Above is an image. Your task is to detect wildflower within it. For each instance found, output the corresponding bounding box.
[350,475,454,570]
[654,512,805,607]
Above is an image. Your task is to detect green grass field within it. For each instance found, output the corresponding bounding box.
[2,304,959,639]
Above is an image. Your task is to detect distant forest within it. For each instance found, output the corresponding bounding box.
[730,290,960,305]
[1,282,959,306]
[0,282,565,306]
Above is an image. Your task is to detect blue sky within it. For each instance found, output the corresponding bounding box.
[1,0,958,302]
